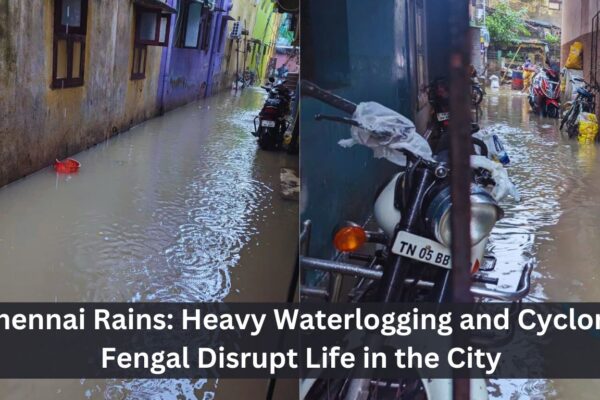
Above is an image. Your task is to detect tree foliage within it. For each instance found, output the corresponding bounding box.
[487,1,530,47]
[545,32,560,45]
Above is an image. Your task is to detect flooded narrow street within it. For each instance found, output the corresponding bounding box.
[480,89,600,399]
[0,89,298,398]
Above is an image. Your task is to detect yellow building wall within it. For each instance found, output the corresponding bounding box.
[0,0,164,187]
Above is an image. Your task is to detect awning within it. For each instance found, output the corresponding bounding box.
[133,0,177,13]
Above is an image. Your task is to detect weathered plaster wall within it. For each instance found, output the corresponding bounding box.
[218,0,259,90]
[560,1,596,77]
[248,0,280,81]
[0,0,163,188]
[159,0,230,111]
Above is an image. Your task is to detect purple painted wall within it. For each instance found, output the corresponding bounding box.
[158,0,232,112]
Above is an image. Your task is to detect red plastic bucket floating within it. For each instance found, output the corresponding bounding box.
[53,158,81,174]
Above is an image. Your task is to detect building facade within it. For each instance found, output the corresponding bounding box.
[561,0,598,86]
[0,0,281,189]
[301,0,454,259]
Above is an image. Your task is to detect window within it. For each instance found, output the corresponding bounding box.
[180,1,203,48]
[132,5,173,80]
[217,16,229,50]
[52,0,87,89]
[131,44,147,80]
[200,9,213,51]
[135,7,171,46]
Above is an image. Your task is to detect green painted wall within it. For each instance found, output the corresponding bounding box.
[248,0,280,81]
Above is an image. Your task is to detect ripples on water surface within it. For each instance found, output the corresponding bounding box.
[482,90,600,398]
[0,89,288,398]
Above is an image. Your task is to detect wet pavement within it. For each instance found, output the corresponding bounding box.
[0,88,298,399]
[479,88,600,399]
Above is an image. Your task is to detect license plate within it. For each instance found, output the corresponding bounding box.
[261,120,276,127]
[437,112,450,121]
[391,231,451,269]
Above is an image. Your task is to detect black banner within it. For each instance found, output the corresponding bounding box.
[1,303,600,379]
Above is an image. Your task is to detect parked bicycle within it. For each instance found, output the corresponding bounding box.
[561,77,597,138]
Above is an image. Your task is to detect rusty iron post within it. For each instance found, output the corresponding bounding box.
[448,0,473,398]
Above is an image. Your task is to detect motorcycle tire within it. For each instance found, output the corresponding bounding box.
[472,86,484,106]
[257,127,275,150]
[547,105,559,119]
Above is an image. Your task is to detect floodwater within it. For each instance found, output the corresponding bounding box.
[479,89,600,399]
[0,89,298,399]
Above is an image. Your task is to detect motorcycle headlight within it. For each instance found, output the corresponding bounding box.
[425,186,503,247]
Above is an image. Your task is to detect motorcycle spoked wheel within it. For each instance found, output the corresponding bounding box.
[305,378,427,400]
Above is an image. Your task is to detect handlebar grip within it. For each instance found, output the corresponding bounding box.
[301,80,357,115]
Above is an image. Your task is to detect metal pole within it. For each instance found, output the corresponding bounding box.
[448,0,473,398]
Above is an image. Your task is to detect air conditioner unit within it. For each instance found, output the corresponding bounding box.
[230,21,241,39]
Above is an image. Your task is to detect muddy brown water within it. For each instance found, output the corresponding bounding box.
[0,89,298,399]
[480,88,600,399]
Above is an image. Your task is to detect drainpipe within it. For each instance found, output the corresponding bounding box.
[205,0,228,97]
[159,0,177,114]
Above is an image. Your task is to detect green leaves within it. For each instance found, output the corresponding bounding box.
[487,1,530,47]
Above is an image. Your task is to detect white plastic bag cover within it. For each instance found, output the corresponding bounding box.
[338,102,433,166]
[470,155,520,202]
[472,129,508,163]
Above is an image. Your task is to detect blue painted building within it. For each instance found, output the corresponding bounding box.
[159,0,233,112]
[301,0,454,259]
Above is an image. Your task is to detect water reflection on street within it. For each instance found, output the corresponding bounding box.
[0,88,298,399]
[480,88,600,399]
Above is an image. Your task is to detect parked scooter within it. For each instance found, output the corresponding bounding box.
[529,66,560,118]
[300,81,530,400]
[253,77,293,150]
[561,77,597,138]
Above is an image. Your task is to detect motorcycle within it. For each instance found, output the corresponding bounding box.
[471,76,485,106]
[529,67,560,118]
[427,78,509,166]
[300,80,530,400]
[560,77,597,138]
[253,77,293,150]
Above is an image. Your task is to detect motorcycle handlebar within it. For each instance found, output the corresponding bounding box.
[301,80,357,115]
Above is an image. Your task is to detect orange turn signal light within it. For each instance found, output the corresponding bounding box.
[333,226,367,252]
[471,259,480,274]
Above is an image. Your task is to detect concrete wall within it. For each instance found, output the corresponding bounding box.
[0,0,241,188]
[248,0,280,81]
[160,0,229,110]
[301,0,454,260]
[560,0,597,85]
[218,0,259,89]
[0,0,163,188]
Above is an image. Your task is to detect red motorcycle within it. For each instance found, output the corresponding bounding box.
[529,66,560,118]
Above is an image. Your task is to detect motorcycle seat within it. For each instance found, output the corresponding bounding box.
[577,87,594,99]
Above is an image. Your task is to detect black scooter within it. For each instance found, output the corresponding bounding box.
[253,77,292,150]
